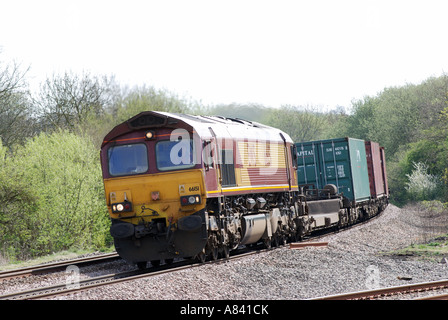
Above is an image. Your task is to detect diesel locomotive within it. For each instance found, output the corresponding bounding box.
[100,111,388,268]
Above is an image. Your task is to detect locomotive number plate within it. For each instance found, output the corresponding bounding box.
[179,184,201,195]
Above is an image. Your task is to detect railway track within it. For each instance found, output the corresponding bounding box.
[0,249,264,300]
[312,279,448,300]
[0,252,120,281]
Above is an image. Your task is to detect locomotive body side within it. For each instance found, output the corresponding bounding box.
[198,116,297,198]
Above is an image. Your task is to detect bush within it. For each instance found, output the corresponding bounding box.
[406,162,443,201]
[0,131,111,260]
[0,142,38,260]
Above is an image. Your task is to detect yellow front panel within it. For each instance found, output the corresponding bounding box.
[104,169,206,226]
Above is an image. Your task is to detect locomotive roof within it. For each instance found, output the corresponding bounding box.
[102,111,293,147]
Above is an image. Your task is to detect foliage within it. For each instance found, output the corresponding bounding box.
[0,139,38,260]
[206,104,347,143]
[341,84,421,157]
[264,105,330,142]
[204,103,270,123]
[0,132,110,260]
[405,162,443,202]
[113,85,202,124]
[338,74,448,204]
[0,58,35,148]
[34,71,116,131]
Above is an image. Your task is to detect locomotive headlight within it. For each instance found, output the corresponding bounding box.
[145,130,155,140]
[112,201,133,213]
[180,195,201,206]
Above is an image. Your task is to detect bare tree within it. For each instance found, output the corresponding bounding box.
[35,71,115,131]
[0,57,33,148]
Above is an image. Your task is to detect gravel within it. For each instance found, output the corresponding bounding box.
[62,204,448,300]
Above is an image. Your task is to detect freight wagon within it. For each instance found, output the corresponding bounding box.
[295,137,388,227]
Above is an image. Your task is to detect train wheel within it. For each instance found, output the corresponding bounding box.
[264,238,272,249]
[280,235,287,246]
[137,261,147,270]
[197,251,206,263]
[211,246,219,261]
[151,260,161,267]
[289,233,299,242]
[221,246,230,259]
[164,258,174,265]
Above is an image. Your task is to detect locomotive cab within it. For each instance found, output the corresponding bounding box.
[101,112,208,266]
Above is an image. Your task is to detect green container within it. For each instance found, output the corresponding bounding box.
[295,137,371,203]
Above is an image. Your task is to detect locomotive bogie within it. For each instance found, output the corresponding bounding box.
[112,210,208,263]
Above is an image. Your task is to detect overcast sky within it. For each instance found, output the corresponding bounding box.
[1,0,447,111]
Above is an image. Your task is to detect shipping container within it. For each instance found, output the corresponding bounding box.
[365,141,386,198]
[380,146,389,197]
[295,137,371,204]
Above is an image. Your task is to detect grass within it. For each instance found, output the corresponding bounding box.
[387,234,448,262]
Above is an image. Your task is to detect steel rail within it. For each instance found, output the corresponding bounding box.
[0,250,261,300]
[0,252,120,281]
[416,293,448,300]
[311,279,448,300]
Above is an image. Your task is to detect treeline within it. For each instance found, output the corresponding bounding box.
[205,78,448,206]
[340,75,448,205]
[0,55,446,260]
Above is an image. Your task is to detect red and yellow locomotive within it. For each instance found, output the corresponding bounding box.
[100,111,310,268]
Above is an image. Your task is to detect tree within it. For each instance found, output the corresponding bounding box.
[265,105,329,142]
[343,85,421,158]
[342,74,448,205]
[0,131,110,259]
[204,103,270,123]
[406,162,443,202]
[113,85,201,124]
[35,71,115,131]
[0,57,34,148]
